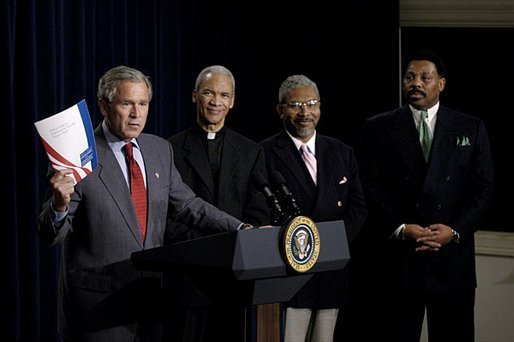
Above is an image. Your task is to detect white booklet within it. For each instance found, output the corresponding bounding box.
[34,99,98,184]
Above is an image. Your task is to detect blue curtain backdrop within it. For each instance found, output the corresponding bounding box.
[2,1,399,340]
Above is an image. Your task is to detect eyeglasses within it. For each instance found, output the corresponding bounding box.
[283,99,320,110]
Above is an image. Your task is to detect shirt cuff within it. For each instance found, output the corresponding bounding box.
[238,223,254,230]
[50,201,68,224]
[391,224,405,240]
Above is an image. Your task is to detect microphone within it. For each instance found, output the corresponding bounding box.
[270,171,301,218]
[253,172,286,225]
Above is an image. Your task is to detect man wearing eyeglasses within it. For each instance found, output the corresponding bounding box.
[260,74,367,341]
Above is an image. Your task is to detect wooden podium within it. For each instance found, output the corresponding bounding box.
[131,220,349,341]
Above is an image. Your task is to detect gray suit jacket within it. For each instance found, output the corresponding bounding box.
[38,125,242,341]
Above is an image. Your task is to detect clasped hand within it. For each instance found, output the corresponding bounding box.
[403,223,454,252]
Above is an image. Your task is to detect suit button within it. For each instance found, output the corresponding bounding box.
[415,203,419,209]
[337,200,343,207]
[437,204,442,210]
[446,176,451,182]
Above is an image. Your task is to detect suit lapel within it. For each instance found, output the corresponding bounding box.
[390,107,427,175]
[217,129,239,206]
[424,107,459,181]
[313,137,333,201]
[95,128,143,247]
[183,131,215,198]
[138,135,165,248]
[275,132,316,201]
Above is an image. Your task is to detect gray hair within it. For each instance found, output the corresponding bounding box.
[278,74,319,103]
[194,65,235,93]
[97,65,153,102]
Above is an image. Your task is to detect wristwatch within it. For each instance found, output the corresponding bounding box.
[451,229,460,243]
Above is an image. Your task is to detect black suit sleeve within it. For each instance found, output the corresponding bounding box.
[451,119,493,234]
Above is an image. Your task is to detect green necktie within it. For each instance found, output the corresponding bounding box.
[419,110,432,161]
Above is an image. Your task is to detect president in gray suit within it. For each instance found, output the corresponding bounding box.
[38,66,245,342]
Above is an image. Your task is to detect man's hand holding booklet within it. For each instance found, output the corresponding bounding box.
[34,99,98,184]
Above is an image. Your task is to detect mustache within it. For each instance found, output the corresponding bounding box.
[408,88,426,97]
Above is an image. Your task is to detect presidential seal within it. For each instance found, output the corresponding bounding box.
[282,216,320,273]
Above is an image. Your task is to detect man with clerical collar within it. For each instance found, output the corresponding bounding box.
[192,124,225,199]
[165,65,270,342]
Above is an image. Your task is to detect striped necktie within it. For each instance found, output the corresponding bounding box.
[419,110,432,161]
[123,143,147,240]
[300,144,317,185]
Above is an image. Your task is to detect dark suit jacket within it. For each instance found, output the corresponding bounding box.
[260,131,367,308]
[167,127,270,242]
[38,125,242,341]
[358,105,493,290]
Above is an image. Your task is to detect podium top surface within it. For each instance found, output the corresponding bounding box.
[131,220,349,281]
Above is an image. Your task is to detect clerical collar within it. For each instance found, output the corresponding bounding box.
[194,125,225,140]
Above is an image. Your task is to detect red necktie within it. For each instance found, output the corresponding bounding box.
[123,143,147,240]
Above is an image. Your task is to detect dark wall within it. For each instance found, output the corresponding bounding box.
[156,1,401,147]
[401,27,512,232]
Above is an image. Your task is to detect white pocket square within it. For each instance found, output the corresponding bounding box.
[339,177,348,184]
[456,136,471,146]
